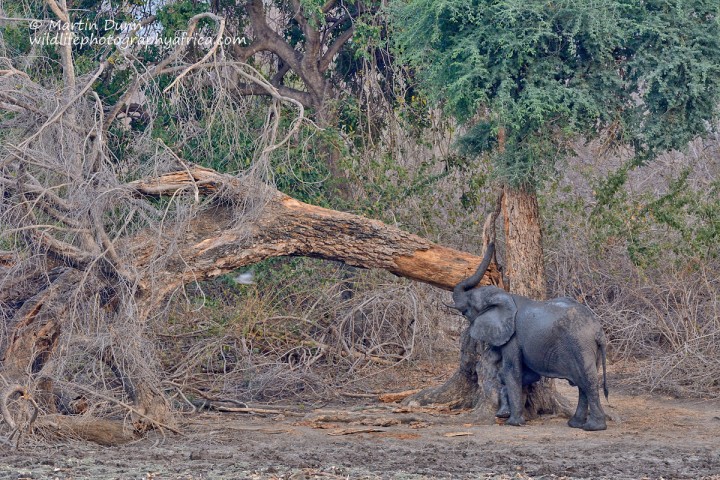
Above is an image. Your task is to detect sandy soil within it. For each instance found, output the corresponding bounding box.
[1,379,718,480]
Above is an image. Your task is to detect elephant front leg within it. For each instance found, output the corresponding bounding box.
[499,347,525,426]
[495,385,511,418]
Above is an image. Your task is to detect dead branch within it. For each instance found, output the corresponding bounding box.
[378,389,423,404]
[127,165,502,297]
[34,415,138,446]
[211,406,305,416]
[0,384,27,430]
[163,13,226,93]
[58,381,182,436]
[17,62,105,149]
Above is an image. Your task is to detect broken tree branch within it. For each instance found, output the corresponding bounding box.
[127,165,502,298]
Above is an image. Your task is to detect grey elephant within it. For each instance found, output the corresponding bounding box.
[452,244,609,431]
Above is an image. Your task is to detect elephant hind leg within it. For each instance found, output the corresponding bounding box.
[568,388,588,429]
[580,382,607,431]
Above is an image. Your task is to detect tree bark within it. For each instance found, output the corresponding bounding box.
[502,185,547,298]
[402,327,502,417]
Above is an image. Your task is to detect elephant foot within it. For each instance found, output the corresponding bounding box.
[568,416,586,429]
[505,415,526,426]
[582,418,607,431]
[495,407,510,419]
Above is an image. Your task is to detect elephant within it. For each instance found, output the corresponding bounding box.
[452,243,609,431]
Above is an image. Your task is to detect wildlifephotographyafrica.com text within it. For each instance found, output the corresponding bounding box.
[29,19,246,49]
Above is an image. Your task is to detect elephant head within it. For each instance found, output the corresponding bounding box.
[464,286,517,346]
[452,244,517,346]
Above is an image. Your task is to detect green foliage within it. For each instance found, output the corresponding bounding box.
[156,0,210,39]
[273,127,338,207]
[347,150,455,219]
[391,0,720,187]
[352,17,383,60]
[590,168,720,266]
[622,1,720,158]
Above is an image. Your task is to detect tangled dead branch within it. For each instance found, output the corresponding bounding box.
[0,384,39,446]
[0,1,331,441]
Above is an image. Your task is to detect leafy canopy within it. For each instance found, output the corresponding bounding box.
[391,0,720,186]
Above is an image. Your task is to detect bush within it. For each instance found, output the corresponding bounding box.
[544,138,720,397]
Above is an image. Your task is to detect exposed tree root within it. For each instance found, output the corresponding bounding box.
[0,384,39,447]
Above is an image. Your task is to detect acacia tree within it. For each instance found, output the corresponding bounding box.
[392,0,720,415]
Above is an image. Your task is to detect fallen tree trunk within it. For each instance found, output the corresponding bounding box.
[127,166,503,302]
[121,166,508,333]
[1,165,505,442]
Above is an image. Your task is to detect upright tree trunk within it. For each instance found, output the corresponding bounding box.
[405,185,571,420]
[502,185,568,417]
[501,185,547,298]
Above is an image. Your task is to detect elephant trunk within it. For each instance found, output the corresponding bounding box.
[452,242,495,309]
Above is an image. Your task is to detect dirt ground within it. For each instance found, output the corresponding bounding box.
[1,374,719,480]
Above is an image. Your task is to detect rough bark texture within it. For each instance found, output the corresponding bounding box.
[403,327,502,419]
[2,268,80,376]
[502,185,547,299]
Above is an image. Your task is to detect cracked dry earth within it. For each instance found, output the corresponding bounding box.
[1,382,719,480]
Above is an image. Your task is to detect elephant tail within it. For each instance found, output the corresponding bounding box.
[597,332,609,401]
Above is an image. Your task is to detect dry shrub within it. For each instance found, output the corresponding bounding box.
[546,137,720,397]
[156,260,458,405]
[0,5,317,428]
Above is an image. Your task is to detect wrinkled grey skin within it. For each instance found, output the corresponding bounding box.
[452,244,609,431]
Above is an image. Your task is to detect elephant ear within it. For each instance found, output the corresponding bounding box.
[467,288,517,347]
